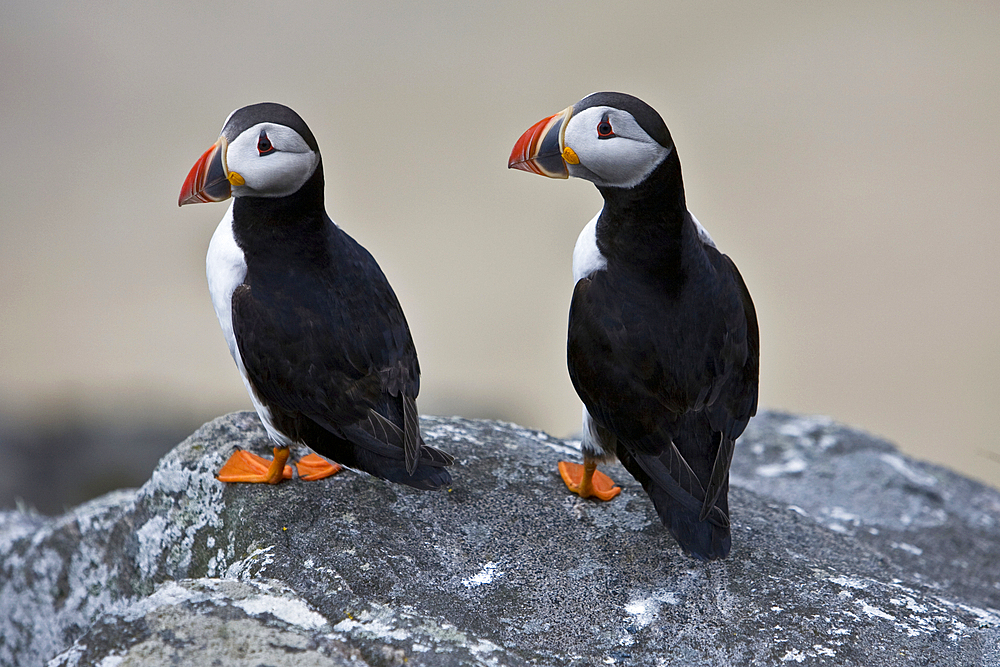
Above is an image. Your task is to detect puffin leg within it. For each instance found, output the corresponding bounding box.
[217,446,294,484]
[295,453,343,481]
[558,458,621,501]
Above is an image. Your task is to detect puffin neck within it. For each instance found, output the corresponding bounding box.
[231,159,329,259]
[594,151,689,270]
[597,149,685,216]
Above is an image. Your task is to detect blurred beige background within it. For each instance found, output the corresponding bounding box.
[2,1,998,506]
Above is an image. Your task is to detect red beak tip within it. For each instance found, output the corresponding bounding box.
[507,159,530,173]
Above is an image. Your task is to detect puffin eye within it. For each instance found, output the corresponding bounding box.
[257,130,275,155]
[597,114,615,139]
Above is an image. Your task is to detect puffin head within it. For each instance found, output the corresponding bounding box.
[508,92,674,190]
[179,102,321,206]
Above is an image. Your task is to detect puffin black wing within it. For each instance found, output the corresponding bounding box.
[231,217,452,489]
[567,244,758,559]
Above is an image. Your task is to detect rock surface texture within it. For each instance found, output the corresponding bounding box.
[1,411,999,666]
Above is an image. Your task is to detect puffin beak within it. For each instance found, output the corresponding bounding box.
[508,106,574,179]
[178,137,236,206]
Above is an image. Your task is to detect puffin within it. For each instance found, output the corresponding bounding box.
[179,102,453,490]
[508,92,758,560]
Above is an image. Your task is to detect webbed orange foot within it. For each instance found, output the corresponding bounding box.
[295,453,343,481]
[217,447,292,484]
[558,460,621,501]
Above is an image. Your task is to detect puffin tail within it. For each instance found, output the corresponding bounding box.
[618,446,732,560]
[303,415,454,491]
[367,454,453,490]
[341,422,454,490]
[645,480,731,560]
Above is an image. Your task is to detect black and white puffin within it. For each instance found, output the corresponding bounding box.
[509,92,758,560]
[179,102,452,489]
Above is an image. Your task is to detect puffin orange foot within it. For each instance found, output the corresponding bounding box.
[217,447,293,484]
[295,453,343,481]
[558,460,621,501]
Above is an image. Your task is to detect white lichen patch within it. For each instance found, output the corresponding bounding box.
[777,415,835,439]
[779,648,806,663]
[0,497,128,667]
[857,601,895,621]
[333,606,423,643]
[779,644,836,663]
[823,507,861,534]
[136,515,170,578]
[828,576,869,591]
[756,457,807,478]
[111,578,328,641]
[815,434,840,450]
[133,456,227,580]
[468,638,502,656]
[332,601,506,665]
[878,453,938,488]
[890,542,923,556]
[420,420,485,447]
[235,593,327,631]
[786,505,809,517]
[224,545,277,579]
[118,580,202,622]
[934,597,1000,629]
[546,441,585,458]
[461,561,502,588]
[623,590,680,631]
[71,490,138,533]
[889,595,928,615]
[826,574,1000,639]
[828,507,861,525]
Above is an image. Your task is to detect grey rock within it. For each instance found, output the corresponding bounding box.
[48,578,364,667]
[2,410,999,666]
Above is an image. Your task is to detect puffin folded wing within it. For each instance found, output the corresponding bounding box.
[300,406,453,490]
[621,444,732,560]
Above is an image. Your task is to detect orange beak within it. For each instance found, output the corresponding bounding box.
[178,137,232,206]
[507,106,573,179]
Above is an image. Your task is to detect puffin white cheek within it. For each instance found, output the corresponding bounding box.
[235,152,319,197]
[588,140,668,188]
